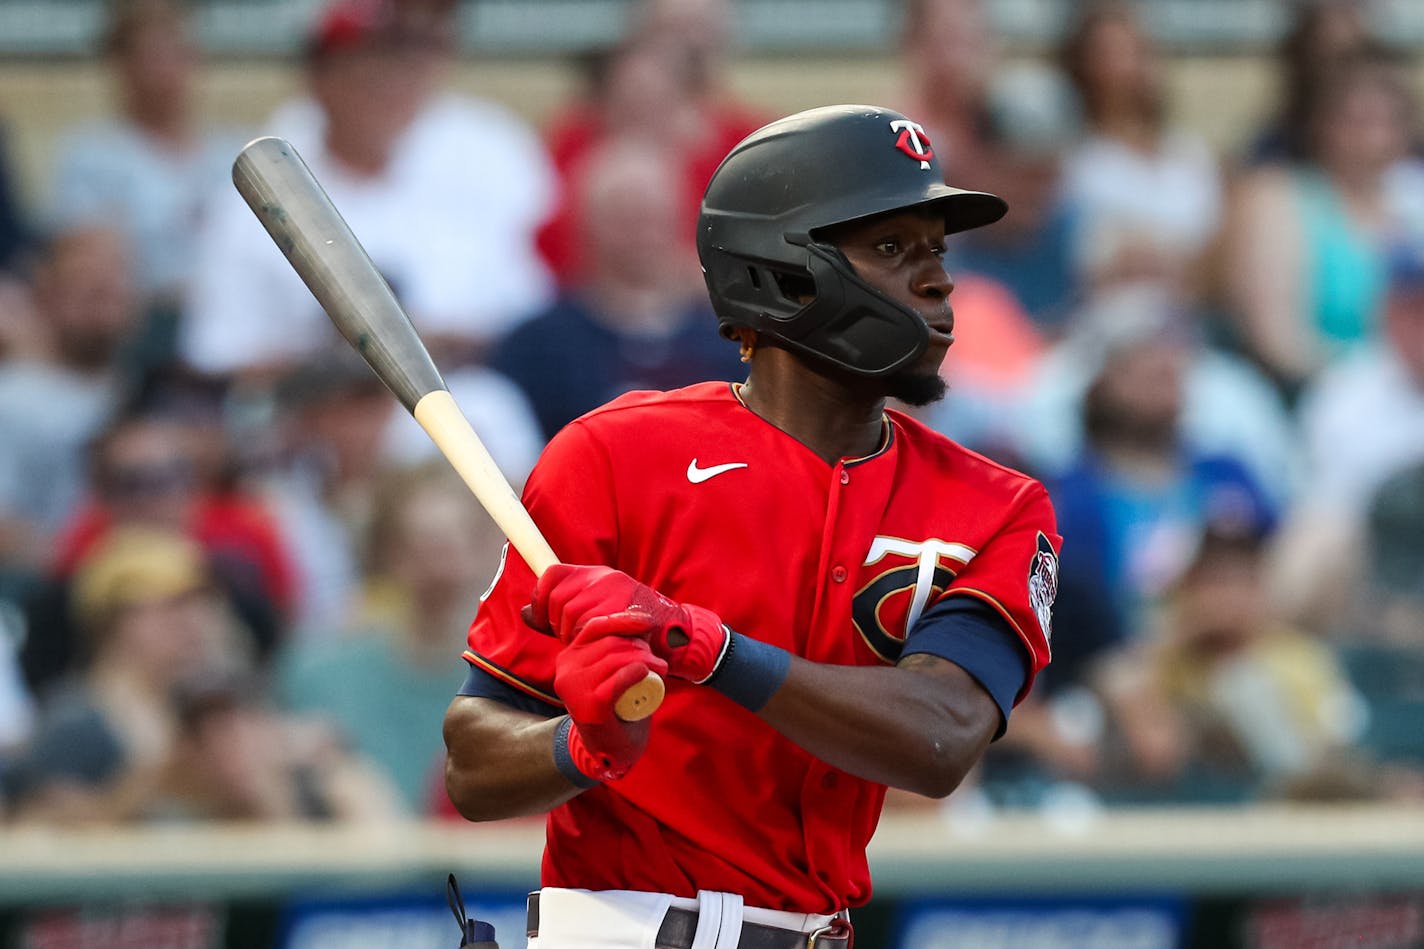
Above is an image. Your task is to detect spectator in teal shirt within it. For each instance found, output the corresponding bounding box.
[277,463,509,811]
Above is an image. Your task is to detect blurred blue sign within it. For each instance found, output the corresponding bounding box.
[279,889,526,949]
[892,894,1187,949]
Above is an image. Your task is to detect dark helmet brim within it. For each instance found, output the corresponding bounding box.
[791,184,1008,245]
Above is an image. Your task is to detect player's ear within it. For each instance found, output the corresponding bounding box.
[733,327,759,363]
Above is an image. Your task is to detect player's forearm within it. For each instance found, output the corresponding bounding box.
[756,654,997,798]
[442,696,583,821]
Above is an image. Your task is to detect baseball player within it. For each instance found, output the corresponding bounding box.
[443,104,1060,949]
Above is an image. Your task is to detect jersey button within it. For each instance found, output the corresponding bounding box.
[831,565,847,583]
[839,470,850,485]
[821,772,839,789]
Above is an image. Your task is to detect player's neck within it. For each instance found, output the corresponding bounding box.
[741,350,887,465]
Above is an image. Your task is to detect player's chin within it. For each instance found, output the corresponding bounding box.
[884,367,948,407]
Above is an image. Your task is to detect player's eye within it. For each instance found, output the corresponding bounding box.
[874,239,901,256]
[930,243,947,258]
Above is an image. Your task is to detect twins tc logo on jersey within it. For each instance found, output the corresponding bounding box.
[1028,531,1059,643]
[890,119,935,170]
[852,537,976,663]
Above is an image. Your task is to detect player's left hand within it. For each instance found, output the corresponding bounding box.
[528,564,730,683]
[554,616,668,782]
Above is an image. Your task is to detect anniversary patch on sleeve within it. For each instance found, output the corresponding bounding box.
[1028,531,1059,643]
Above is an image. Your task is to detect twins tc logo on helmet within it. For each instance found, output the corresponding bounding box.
[890,119,934,170]
[852,537,976,662]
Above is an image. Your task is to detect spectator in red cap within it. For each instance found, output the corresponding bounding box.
[182,0,555,377]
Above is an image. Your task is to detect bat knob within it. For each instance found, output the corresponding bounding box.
[615,672,665,722]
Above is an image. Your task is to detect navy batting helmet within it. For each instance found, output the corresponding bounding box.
[697,104,1007,377]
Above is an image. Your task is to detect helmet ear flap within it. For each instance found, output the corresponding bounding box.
[712,244,929,376]
[785,244,928,377]
[738,261,814,311]
[709,254,818,339]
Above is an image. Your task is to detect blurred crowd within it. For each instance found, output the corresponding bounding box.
[0,0,1421,827]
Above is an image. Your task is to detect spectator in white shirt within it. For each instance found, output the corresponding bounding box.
[181,0,555,379]
[1299,249,1424,520]
[1021,282,1301,509]
[0,606,33,765]
[1275,246,1424,630]
[0,229,139,569]
[49,0,247,314]
[1057,2,1222,297]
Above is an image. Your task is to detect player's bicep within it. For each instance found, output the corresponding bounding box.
[443,694,553,792]
[894,652,1002,751]
[443,694,550,746]
[899,596,1029,739]
[457,661,561,718]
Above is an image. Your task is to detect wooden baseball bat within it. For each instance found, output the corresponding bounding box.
[231,136,664,723]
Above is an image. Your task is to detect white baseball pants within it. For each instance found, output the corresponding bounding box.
[526,887,842,949]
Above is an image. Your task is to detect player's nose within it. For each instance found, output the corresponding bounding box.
[913,255,954,300]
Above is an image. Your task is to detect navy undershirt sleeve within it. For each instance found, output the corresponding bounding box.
[457,663,562,718]
[899,596,1030,739]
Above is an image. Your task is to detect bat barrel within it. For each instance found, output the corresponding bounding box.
[232,136,446,412]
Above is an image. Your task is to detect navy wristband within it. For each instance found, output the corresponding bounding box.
[551,716,599,789]
[706,631,790,712]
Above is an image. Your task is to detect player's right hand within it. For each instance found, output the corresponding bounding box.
[554,615,668,782]
[527,564,677,642]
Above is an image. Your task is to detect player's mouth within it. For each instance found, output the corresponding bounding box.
[925,315,955,347]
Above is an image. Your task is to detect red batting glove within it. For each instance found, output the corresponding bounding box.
[527,564,667,642]
[553,614,669,782]
[531,564,731,684]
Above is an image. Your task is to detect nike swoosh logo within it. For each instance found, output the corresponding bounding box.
[687,459,749,484]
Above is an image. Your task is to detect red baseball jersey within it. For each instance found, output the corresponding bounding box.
[464,382,1059,913]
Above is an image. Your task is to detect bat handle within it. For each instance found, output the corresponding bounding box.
[614,674,665,721]
[413,391,665,722]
